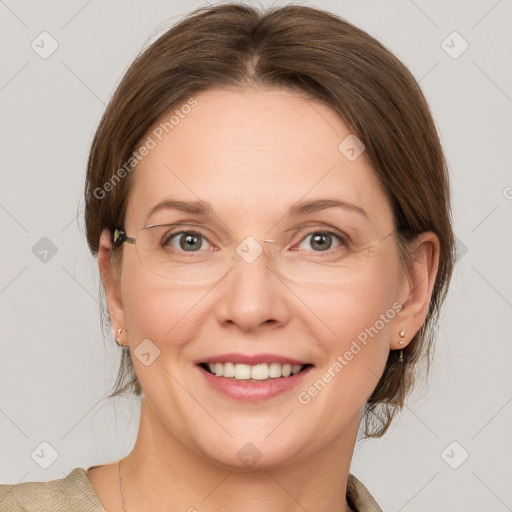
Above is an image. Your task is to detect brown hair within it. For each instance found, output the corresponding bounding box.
[85,2,455,437]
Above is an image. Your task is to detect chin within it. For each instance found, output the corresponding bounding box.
[199,441,300,472]
[184,422,313,472]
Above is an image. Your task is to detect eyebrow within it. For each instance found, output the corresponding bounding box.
[288,198,368,219]
[146,197,368,223]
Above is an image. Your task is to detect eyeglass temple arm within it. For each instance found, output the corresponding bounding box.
[113,228,136,246]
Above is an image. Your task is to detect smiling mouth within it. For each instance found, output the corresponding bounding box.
[199,362,313,382]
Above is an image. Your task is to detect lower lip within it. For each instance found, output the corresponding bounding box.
[197,365,313,401]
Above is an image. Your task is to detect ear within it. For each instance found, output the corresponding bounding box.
[392,231,440,349]
[98,229,126,342]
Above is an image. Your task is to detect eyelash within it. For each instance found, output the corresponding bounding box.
[160,226,349,254]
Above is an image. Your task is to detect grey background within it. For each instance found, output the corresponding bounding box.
[1,0,511,510]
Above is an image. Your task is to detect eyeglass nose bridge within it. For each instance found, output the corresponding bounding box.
[231,236,282,268]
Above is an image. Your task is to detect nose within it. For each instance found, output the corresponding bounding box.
[214,239,291,332]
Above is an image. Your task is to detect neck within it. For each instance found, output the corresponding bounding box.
[120,399,358,512]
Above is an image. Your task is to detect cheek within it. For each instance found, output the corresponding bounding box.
[299,259,401,400]
[119,250,208,355]
[122,279,205,350]
[305,255,400,345]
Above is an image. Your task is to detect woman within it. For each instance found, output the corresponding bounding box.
[0,2,454,511]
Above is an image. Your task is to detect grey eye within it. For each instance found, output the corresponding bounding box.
[298,232,342,252]
[164,232,208,252]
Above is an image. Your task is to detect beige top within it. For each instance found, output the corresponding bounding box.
[0,467,383,512]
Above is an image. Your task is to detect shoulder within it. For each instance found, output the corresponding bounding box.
[347,473,383,512]
[0,467,379,512]
[0,467,104,512]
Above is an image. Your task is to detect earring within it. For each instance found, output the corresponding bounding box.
[115,327,123,347]
[398,330,406,363]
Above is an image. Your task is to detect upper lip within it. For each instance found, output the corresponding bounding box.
[197,353,310,366]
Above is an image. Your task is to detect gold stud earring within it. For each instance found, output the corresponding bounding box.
[115,327,123,347]
[398,330,406,363]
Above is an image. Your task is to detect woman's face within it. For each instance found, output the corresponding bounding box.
[112,88,409,468]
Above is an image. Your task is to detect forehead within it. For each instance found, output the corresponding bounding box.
[125,87,392,231]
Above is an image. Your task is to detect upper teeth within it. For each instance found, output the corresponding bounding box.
[207,362,303,380]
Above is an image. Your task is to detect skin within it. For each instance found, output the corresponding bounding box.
[89,87,440,512]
